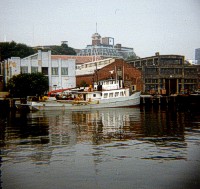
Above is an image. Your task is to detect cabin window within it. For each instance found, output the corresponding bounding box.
[120,91,124,96]
[109,93,113,97]
[115,92,119,97]
[52,67,58,75]
[93,94,96,97]
[104,93,108,98]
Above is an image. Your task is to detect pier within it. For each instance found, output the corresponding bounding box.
[140,94,200,112]
[0,98,20,112]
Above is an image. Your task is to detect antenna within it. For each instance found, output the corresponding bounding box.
[96,22,97,33]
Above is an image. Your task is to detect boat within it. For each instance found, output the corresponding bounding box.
[17,79,141,111]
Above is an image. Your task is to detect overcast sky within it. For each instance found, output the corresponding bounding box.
[0,0,200,59]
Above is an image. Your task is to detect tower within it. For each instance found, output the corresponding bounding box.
[92,33,101,46]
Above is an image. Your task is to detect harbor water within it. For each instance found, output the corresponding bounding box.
[0,106,200,189]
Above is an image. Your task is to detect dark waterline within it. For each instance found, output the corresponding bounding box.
[0,106,200,189]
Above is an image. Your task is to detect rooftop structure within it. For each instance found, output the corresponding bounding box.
[51,55,103,65]
[76,58,115,76]
[77,33,136,59]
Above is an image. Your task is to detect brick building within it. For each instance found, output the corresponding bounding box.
[76,59,142,93]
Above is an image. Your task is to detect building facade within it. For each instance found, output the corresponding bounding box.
[127,53,199,95]
[4,50,76,91]
[195,48,200,65]
[0,62,3,91]
[76,59,142,92]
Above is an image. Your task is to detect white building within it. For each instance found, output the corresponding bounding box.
[77,33,136,59]
[5,50,76,91]
[76,58,115,76]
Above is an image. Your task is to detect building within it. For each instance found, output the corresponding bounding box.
[0,62,3,91]
[195,48,200,65]
[127,53,199,95]
[4,50,76,91]
[51,55,103,68]
[76,58,142,92]
[77,33,136,59]
[76,58,116,76]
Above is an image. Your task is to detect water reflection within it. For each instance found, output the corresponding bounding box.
[0,107,195,163]
[1,107,200,189]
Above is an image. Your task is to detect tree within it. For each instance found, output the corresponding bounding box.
[0,41,36,61]
[50,43,76,55]
[126,55,139,61]
[7,73,49,98]
[0,41,76,61]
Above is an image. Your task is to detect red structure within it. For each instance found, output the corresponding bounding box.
[76,59,142,92]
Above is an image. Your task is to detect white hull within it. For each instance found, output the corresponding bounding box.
[22,92,141,111]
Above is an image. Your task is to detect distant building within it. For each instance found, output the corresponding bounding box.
[0,62,3,91]
[195,48,200,64]
[127,53,199,95]
[77,33,136,59]
[4,50,76,91]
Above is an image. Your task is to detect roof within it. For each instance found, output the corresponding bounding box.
[51,55,103,64]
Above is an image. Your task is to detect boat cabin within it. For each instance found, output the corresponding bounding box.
[93,79,123,90]
[73,79,129,102]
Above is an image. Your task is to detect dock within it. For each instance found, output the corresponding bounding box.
[140,94,200,112]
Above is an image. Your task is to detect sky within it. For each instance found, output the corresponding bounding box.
[0,0,200,60]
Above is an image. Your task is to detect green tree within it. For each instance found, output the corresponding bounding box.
[7,73,49,98]
[126,55,139,61]
[0,41,36,61]
[50,43,76,55]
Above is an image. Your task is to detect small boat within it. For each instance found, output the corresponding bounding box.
[17,79,141,111]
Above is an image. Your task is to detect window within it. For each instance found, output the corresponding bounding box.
[21,66,28,74]
[31,66,38,73]
[9,67,12,77]
[42,67,48,75]
[52,67,58,75]
[104,93,108,98]
[109,93,113,97]
[115,92,119,97]
[61,67,68,75]
[93,94,96,97]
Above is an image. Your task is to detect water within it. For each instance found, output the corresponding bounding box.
[0,106,200,189]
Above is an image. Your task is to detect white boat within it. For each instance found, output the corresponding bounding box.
[18,79,141,111]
